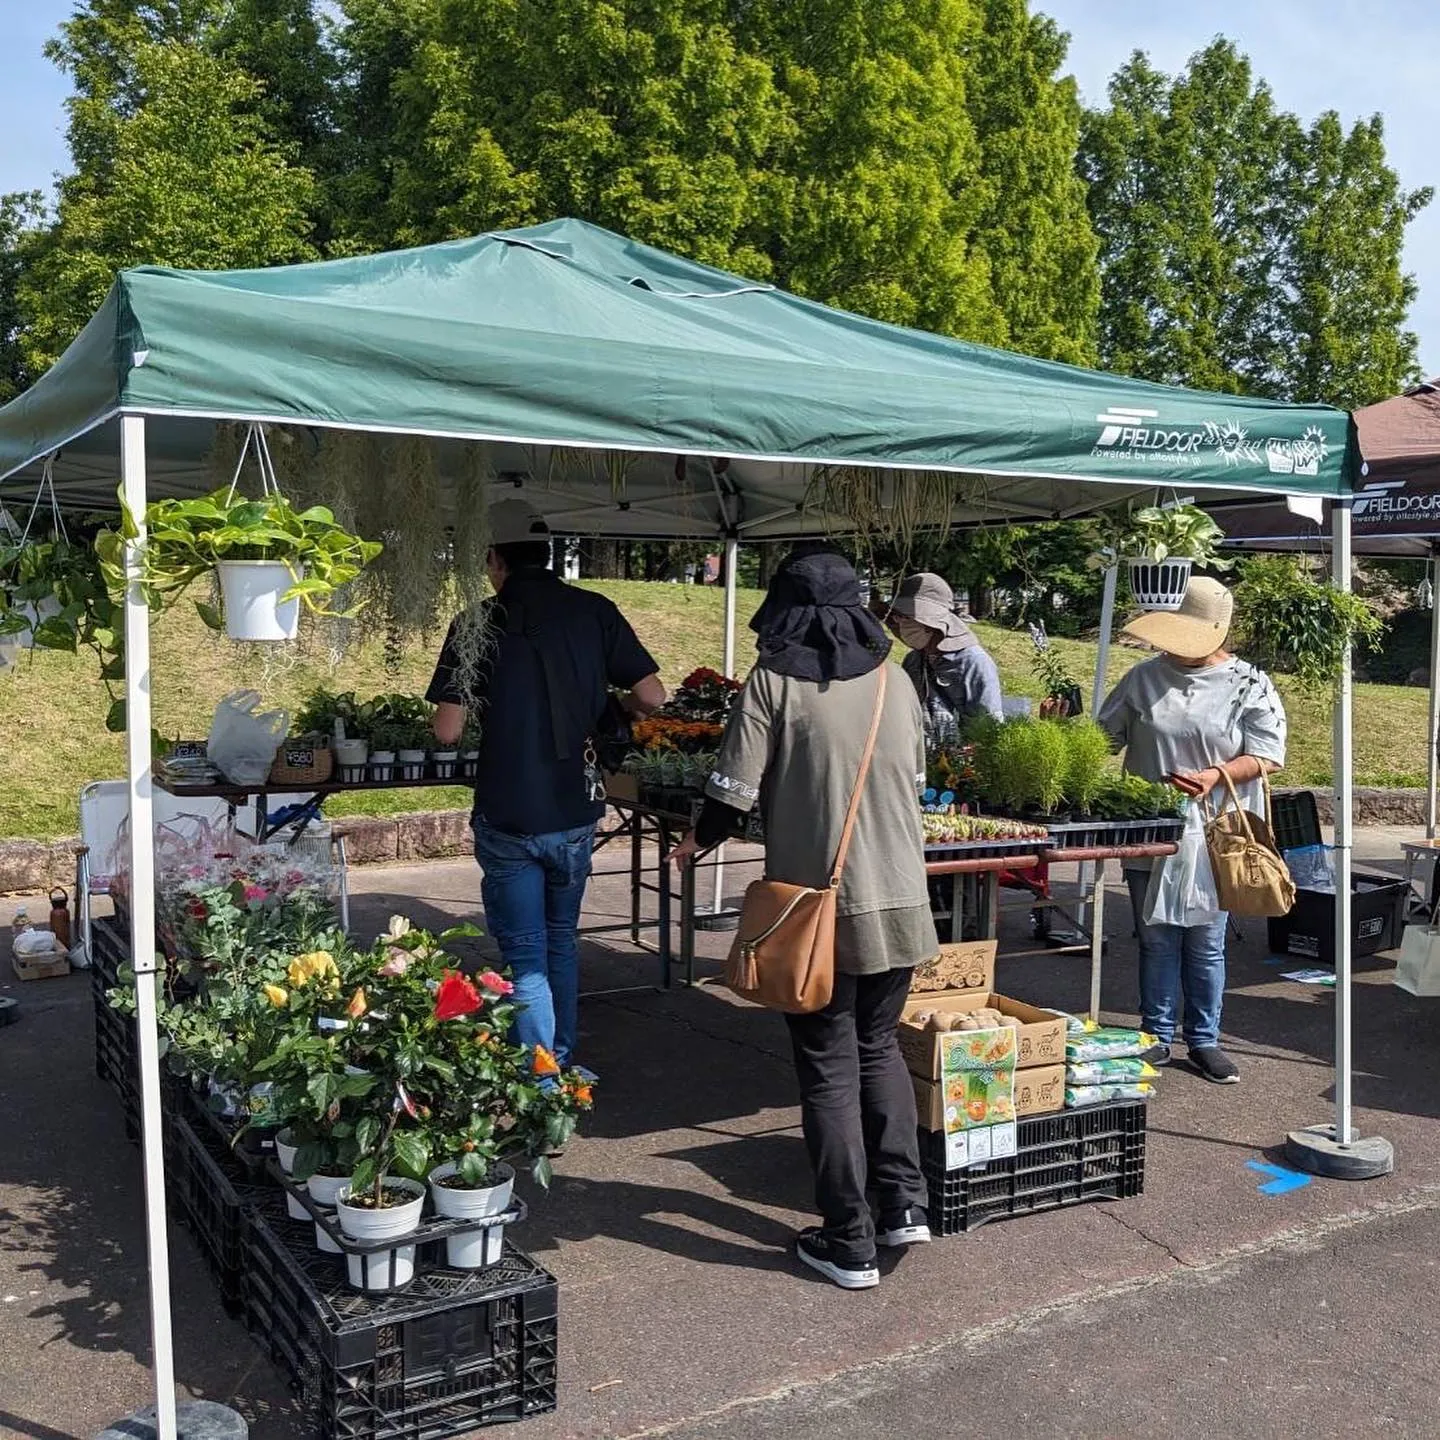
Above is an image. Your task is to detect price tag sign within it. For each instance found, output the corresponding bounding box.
[168,741,208,760]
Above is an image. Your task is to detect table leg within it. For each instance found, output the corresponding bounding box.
[1089,861,1107,1022]
[680,855,696,986]
[629,809,642,945]
[657,823,673,987]
[982,871,999,941]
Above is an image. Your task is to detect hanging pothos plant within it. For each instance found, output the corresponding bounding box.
[1231,555,1385,696]
[1089,503,1231,571]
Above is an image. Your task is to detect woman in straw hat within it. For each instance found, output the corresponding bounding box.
[1096,576,1287,1085]
[883,572,1004,740]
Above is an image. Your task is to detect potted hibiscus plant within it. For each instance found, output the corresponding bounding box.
[426,967,593,1267]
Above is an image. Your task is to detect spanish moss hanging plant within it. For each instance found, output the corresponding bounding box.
[805,467,964,583]
[445,443,497,705]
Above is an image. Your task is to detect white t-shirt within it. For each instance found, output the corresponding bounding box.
[1098,655,1287,859]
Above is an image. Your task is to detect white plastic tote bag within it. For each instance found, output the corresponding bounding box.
[1144,805,1222,929]
[1394,916,1440,997]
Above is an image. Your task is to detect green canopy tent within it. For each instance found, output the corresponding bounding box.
[0,219,1382,1440]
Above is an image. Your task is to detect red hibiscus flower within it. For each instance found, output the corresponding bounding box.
[477,969,515,997]
[434,971,482,1021]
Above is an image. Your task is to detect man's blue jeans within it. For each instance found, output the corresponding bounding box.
[1125,869,1228,1050]
[473,821,596,1065]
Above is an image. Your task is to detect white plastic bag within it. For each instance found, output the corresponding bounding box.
[1144,804,1222,928]
[206,689,289,786]
[1395,921,1440,997]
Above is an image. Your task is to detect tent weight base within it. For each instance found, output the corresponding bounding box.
[693,904,743,933]
[97,1401,248,1439]
[1284,1124,1394,1180]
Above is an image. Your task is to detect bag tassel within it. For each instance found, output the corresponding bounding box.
[729,942,759,993]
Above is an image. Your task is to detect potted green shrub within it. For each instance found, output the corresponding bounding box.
[1062,720,1113,817]
[1093,504,1230,612]
[396,719,433,781]
[460,720,482,780]
[367,723,404,782]
[95,488,381,642]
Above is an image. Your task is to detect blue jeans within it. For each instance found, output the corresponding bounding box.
[473,821,596,1066]
[1125,869,1228,1050]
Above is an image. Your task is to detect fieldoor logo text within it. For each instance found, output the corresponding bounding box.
[1352,480,1440,522]
[1093,408,1328,476]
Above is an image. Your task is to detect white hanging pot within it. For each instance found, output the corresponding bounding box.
[4,595,62,652]
[428,1161,514,1268]
[274,1129,309,1221]
[337,1178,426,1290]
[1126,556,1192,612]
[306,1171,350,1253]
[216,560,302,642]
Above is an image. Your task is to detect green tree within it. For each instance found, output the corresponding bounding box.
[0,193,46,403]
[1080,39,1430,407]
[962,0,1098,363]
[19,40,318,371]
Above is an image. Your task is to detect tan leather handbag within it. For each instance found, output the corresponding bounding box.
[1204,767,1296,919]
[725,666,888,1014]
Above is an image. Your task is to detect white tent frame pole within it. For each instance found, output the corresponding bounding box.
[122,414,179,1439]
[711,535,740,917]
[1091,564,1119,717]
[1428,545,1440,839]
[1332,501,1355,1146]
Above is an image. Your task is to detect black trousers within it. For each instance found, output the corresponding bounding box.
[784,967,927,1264]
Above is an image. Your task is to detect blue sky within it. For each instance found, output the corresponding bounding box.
[1,0,1435,377]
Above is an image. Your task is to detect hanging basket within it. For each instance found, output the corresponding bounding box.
[216,560,301,641]
[1126,557,1192,611]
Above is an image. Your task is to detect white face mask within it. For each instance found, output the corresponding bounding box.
[892,616,935,651]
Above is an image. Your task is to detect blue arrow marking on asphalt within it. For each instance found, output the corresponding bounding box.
[1246,1160,1312,1195]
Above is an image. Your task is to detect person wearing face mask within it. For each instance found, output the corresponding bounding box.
[884,573,1004,739]
[1097,577,1286,1086]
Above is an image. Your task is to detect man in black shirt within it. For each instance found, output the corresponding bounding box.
[427,500,665,1067]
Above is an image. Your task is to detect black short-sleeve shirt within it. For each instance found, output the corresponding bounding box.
[427,568,657,836]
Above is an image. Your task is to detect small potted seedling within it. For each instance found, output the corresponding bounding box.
[368,723,403,783]
[397,721,431,782]
[460,721,482,780]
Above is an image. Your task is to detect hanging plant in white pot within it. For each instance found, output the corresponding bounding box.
[95,423,382,642]
[1092,503,1230,612]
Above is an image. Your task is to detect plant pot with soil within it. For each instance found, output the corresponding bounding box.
[274,1127,309,1220]
[306,1169,351,1252]
[428,1161,515,1268]
[336,1177,426,1290]
[432,750,459,781]
[334,737,369,783]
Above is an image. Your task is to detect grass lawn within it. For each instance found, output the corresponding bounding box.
[0,580,1426,841]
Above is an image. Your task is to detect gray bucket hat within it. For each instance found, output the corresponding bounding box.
[887,573,977,651]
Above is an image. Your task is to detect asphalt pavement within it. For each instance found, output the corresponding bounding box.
[2,825,1438,1440]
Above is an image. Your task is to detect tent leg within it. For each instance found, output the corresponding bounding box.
[1090,563,1118,716]
[121,416,179,1438]
[1285,500,1392,1180]
[1428,547,1440,839]
[697,537,741,937]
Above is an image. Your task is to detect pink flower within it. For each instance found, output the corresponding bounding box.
[477,969,515,997]
[243,885,269,903]
[377,949,410,978]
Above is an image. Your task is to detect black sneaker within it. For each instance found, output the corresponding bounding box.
[1189,1045,1240,1084]
[795,1228,879,1289]
[876,1206,932,1248]
[1144,1042,1173,1068]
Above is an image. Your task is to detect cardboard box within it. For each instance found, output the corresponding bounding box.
[913,1063,1065,1130]
[11,931,70,982]
[910,939,996,995]
[898,991,1068,1073]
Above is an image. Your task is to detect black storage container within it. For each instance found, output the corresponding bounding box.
[1268,789,1409,963]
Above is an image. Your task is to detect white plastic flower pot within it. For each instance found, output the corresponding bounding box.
[275,1129,308,1220]
[307,1171,349,1252]
[6,595,61,651]
[428,1162,514,1269]
[1126,557,1192,611]
[337,1178,426,1290]
[334,738,368,767]
[432,750,458,781]
[369,751,395,782]
[216,560,302,642]
[461,749,480,780]
[398,748,429,781]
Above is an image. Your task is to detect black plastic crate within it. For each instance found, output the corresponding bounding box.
[919,1100,1147,1236]
[1271,789,1323,853]
[243,1190,558,1439]
[1268,872,1410,964]
[170,1113,261,1314]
